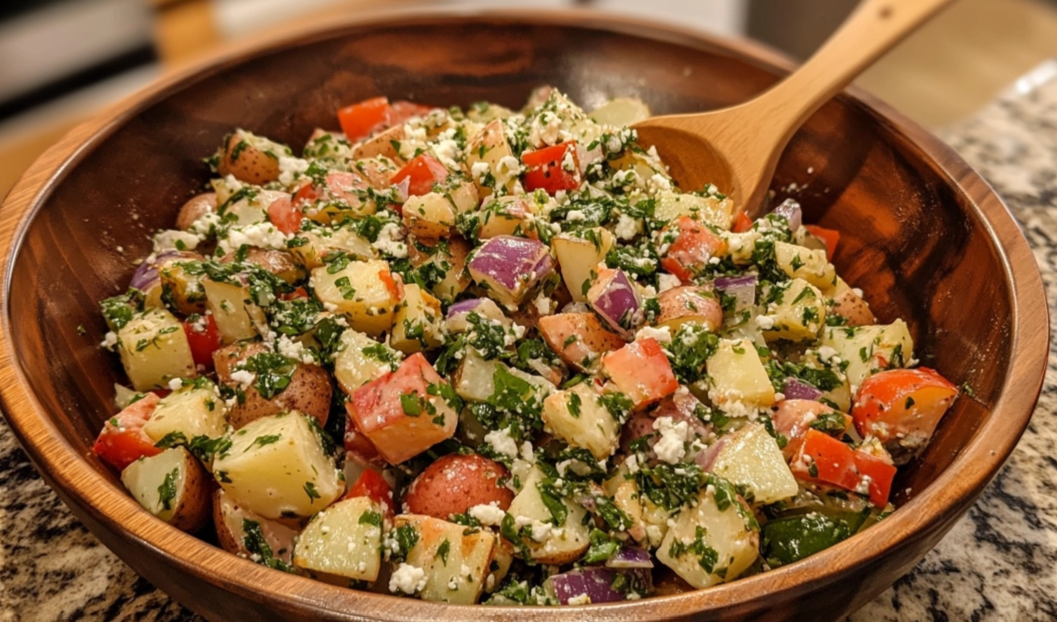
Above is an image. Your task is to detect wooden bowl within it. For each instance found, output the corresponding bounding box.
[0,9,1048,622]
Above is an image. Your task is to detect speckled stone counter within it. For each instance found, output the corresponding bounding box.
[3,66,1057,622]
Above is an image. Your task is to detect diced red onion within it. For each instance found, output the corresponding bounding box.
[605,547,654,569]
[782,377,823,401]
[468,236,552,306]
[393,176,410,204]
[446,298,487,319]
[129,250,192,291]
[772,198,802,232]
[695,436,727,471]
[547,567,652,605]
[587,269,641,338]
[714,274,757,312]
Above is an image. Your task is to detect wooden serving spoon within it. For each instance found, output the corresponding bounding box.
[633,0,958,218]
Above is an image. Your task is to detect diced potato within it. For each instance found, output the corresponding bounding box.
[217,129,290,185]
[213,488,298,567]
[505,468,591,565]
[392,514,497,604]
[312,259,401,337]
[541,383,619,460]
[762,278,827,342]
[538,312,625,372]
[332,329,401,395]
[476,196,538,240]
[774,241,837,290]
[706,338,775,408]
[346,353,458,464]
[212,411,343,519]
[441,180,480,215]
[602,464,674,548]
[202,278,262,344]
[351,124,406,164]
[391,284,444,354]
[294,496,384,582]
[708,423,798,505]
[407,235,471,303]
[821,320,914,390]
[654,286,724,334]
[551,228,615,303]
[452,350,554,404]
[653,190,733,230]
[601,338,678,410]
[143,379,228,447]
[832,288,876,327]
[465,119,517,195]
[116,308,196,391]
[656,483,759,588]
[588,97,651,127]
[287,225,376,269]
[157,258,207,315]
[121,446,211,532]
[402,192,456,239]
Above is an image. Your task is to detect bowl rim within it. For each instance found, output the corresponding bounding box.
[0,7,1049,620]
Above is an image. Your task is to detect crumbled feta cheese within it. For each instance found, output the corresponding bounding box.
[152,229,201,254]
[635,325,671,344]
[101,331,118,349]
[564,210,585,222]
[277,156,309,187]
[529,520,552,542]
[277,334,316,365]
[468,503,506,526]
[624,453,640,474]
[389,563,426,595]
[229,370,256,388]
[484,427,519,459]
[533,294,555,316]
[614,213,642,241]
[567,594,591,606]
[471,161,491,184]
[372,222,408,258]
[817,345,839,362]
[219,222,288,254]
[652,417,689,464]
[648,173,672,193]
[755,315,776,330]
[432,139,460,169]
[658,273,681,292]
[167,378,183,391]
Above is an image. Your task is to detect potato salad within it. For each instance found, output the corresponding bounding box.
[92,87,961,605]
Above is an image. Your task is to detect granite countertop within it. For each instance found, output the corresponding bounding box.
[2,66,1057,622]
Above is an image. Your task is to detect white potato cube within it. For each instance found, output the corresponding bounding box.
[212,411,343,519]
[391,284,444,354]
[294,496,383,582]
[653,190,732,230]
[453,351,554,404]
[709,423,798,505]
[821,320,914,389]
[774,241,836,290]
[332,329,400,395]
[505,468,591,565]
[762,278,827,342]
[541,383,619,460]
[706,338,775,408]
[393,514,496,604]
[202,278,261,344]
[116,308,196,391]
[551,228,615,303]
[312,259,400,336]
[403,192,456,239]
[287,226,376,269]
[143,379,228,446]
[122,446,210,532]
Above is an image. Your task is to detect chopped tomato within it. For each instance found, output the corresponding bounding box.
[732,212,753,233]
[791,429,896,507]
[182,314,221,369]
[601,338,679,410]
[391,154,450,197]
[378,267,403,301]
[347,353,458,464]
[337,96,392,142]
[293,179,321,206]
[280,287,309,301]
[771,399,851,459]
[852,368,958,449]
[344,468,394,518]
[522,142,580,194]
[660,216,728,281]
[390,100,435,124]
[92,393,162,471]
[266,195,302,235]
[804,224,840,260]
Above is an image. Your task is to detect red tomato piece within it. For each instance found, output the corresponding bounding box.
[852,368,958,449]
[292,179,321,207]
[390,100,435,124]
[804,224,840,260]
[280,287,309,301]
[378,267,403,302]
[347,353,458,464]
[771,399,851,459]
[791,429,896,507]
[182,314,221,369]
[732,212,753,233]
[660,216,728,281]
[91,393,162,471]
[337,96,392,142]
[601,337,679,410]
[345,468,394,517]
[391,154,450,197]
[266,195,302,235]
[522,142,581,194]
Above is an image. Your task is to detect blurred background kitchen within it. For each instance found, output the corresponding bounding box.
[2,0,1057,199]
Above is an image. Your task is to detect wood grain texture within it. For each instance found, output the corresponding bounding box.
[0,9,1048,622]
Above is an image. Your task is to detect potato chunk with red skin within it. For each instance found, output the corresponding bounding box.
[602,338,679,410]
[347,353,458,464]
[654,285,723,333]
[852,368,958,453]
[538,312,626,371]
[790,429,896,507]
[402,453,513,519]
[660,216,727,282]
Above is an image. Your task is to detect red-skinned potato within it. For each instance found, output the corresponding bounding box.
[121,446,212,532]
[538,312,626,371]
[213,341,332,430]
[220,248,306,284]
[654,285,723,333]
[771,399,850,459]
[601,338,679,410]
[402,453,513,519]
[175,193,216,231]
[218,131,282,185]
[852,368,958,460]
[832,289,877,327]
[212,488,298,564]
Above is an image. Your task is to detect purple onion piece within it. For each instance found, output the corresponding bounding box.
[605,547,654,569]
[468,235,551,305]
[714,273,757,312]
[446,298,487,319]
[782,377,823,401]
[129,250,194,291]
[547,567,652,605]
[772,198,802,232]
[695,436,727,471]
[587,269,641,338]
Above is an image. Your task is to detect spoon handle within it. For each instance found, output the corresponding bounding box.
[749,0,957,144]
